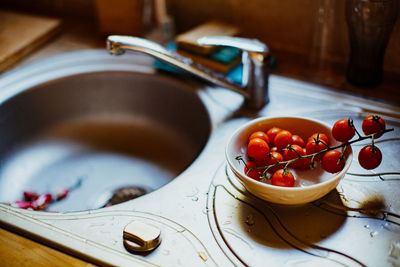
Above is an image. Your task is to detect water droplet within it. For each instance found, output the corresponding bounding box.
[192,196,199,201]
[245,214,255,226]
[364,225,370,229]
[162,250,170,256]
[223,221,231,225]
[370,230,379,237]
[202,207,209,214]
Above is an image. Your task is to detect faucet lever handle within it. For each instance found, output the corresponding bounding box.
[106,35,269,109]
[197,36,268,56]
[198,36,270,108]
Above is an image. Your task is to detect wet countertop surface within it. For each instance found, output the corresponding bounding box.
[1,20,400,266]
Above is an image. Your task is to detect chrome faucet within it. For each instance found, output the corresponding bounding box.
[107,35,270,109]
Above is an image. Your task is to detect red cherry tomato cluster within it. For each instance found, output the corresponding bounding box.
[358,115,385,169]
[244,126,343,187]
[360,115,385,169]
[331,115,386,170]
[241,114,390,188]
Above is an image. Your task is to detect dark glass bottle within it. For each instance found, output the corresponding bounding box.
[346,0,398,87]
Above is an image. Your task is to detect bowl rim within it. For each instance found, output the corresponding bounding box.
[225,115,353,192]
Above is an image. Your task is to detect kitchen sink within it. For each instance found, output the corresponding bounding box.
[1,49,399,266]
[0,70,211,211]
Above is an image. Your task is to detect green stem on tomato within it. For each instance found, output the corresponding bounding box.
[338,145,347,164]
[282,167,289,176]
[288,144,304,158]
[310,154,316,169]
[349,117,362,139]
[372,115,384,128]
[312,133,328,148]
[235,156,251,175]
[317,138,330,148]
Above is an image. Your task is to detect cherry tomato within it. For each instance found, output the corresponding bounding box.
[283,144,305,168]
[292,135,305,147]
[265,151,284,173]
[271,169,295,187]
[322,150,346,173]
[244,161,262,180]
[249,131,270,145]
[332,119,355,142]
[305,139,327,161]
[266,127,281,146]
[308,133,330,147]
[274,130,293,151]
[247,138,270,162]
[362,115,386,138]
[358,145,382,170]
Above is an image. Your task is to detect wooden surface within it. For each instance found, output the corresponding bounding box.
[0,227,95,267]
[94,0,144,36]
[3,19,104,71]
[0,10,62,73]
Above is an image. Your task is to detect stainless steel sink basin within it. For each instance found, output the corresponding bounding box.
[0,51,211,211]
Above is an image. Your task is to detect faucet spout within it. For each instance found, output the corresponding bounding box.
[107,35,270,109]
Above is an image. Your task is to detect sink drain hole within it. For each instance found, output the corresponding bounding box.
[103,186,149,207]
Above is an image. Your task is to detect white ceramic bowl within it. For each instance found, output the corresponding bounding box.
[226,116,353,205]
